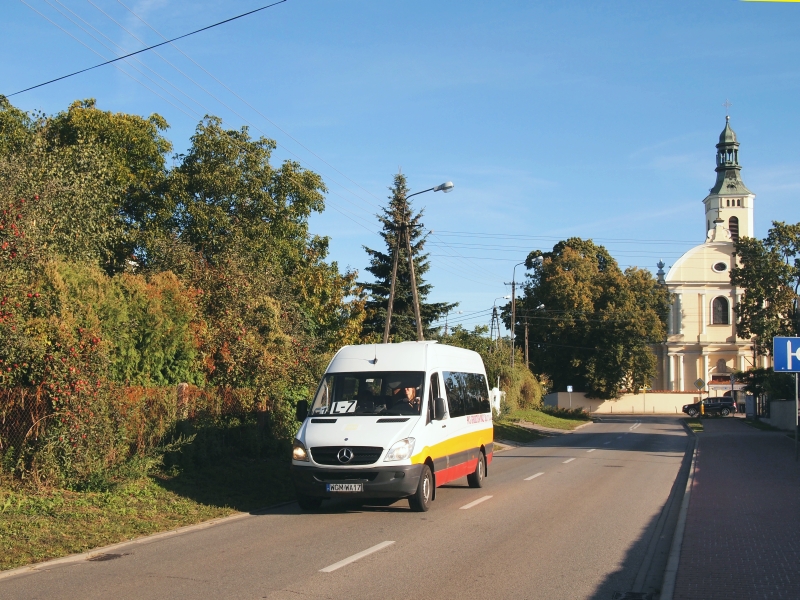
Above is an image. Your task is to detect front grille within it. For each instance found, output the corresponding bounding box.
[310,446,383,466]
[313,471,380,482]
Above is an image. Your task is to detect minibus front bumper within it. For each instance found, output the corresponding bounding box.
[291,464,423,499]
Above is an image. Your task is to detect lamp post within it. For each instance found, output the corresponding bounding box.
[509,261,526,368]
[383,181,454,343]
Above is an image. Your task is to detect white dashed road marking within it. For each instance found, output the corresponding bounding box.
[563,458,575,464]
[320,541,395,572]
[525,472,545,481]
[629,422,642,431]
[586,449,596,453]
[460,496,493,510]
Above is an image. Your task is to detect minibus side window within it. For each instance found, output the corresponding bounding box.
[443,371,466,418]
[464,373,490,415]
[427,373,440,424]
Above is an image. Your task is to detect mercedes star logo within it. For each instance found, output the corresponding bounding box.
[337,448,354,464]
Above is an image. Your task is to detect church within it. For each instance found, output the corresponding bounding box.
[654,116,767,393]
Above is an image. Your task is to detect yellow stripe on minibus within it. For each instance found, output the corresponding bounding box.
[410,426,493,465]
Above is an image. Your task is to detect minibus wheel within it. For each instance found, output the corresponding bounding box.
[296,494,323,511]
[467,452,485,488]
[408,465,433,512]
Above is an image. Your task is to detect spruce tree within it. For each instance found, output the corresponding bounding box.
[361,172,456,341]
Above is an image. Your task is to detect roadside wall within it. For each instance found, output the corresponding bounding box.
[762,400,797,431]
[543,391,702,414]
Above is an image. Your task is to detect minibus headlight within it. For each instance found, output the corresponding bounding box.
[384,437,415,462]
[292,439,309,462]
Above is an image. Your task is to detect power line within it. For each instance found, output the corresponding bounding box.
[6,0,288,97]
[19,1,201,120]
[42,0,204,118]
[426,242,684,257]
[84,2,385,234]
[114,0,385,214]
[14,3,508,302]
[432,230,697,245]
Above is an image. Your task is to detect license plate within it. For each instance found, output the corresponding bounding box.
[326,483,363,492]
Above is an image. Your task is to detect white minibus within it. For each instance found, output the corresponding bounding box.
[291,341,494,512]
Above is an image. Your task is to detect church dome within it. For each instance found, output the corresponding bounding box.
[665,240,734,285]
[718,116,737,145]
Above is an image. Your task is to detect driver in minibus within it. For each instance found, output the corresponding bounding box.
[388,381,421,415]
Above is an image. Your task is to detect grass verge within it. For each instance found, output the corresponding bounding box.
[685,418,704,433]
[506,407,591,430]
[0,457,293,572]
[493,421,547,444]
[741,418,782,432]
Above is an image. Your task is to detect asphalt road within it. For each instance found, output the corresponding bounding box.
[1,416,692,600]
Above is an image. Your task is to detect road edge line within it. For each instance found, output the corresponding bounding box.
[659,436,698,600]
[0,500,295,582]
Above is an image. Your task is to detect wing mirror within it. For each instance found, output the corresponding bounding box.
[295,400,309,422]
[434,397,447,420]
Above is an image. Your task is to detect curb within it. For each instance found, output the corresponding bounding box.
[0,500,295,582]
[659,436,698,600]
[516,420,593,435]
[493,439,522,451]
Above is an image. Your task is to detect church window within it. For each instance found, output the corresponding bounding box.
[729,216,739,243]
[712,262,727,273]
[736,199,741,206]
[726,199,730,206]
[712,297,729,325]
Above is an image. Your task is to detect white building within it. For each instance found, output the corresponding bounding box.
[655,116,765,393]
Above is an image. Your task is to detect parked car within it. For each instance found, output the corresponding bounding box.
[682,397,736,418]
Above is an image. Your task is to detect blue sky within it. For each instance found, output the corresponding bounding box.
[2,0,799,333]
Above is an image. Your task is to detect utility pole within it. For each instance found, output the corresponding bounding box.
[491,296,510,349]
[507,261,526,369]
[404,217,424,342]
[524,320,529,370]
[443,309,462,339]
[382,180,454,343]
[382,225,402,344]
[511,280,516,368]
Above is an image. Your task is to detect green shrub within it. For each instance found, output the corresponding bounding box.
[540,405,590,420]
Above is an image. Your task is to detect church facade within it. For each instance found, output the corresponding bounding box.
[654,117,767,393]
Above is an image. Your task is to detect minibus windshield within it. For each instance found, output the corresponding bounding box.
[310,371,425,416]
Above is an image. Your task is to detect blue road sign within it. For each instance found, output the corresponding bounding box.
[774,337,800,372]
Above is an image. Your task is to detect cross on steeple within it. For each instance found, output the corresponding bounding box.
[723,99,732,117]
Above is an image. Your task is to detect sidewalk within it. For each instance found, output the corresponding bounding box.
[673,418,800,600]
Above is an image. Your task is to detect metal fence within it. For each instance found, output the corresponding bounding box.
[0,388,49,461]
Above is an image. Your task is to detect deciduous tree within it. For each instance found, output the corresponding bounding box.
[731,221,800,356]
[512,238,669,399]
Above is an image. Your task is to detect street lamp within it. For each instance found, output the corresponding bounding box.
[383,181,455,343]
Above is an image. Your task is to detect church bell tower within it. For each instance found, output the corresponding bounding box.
[702,116,755,242]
